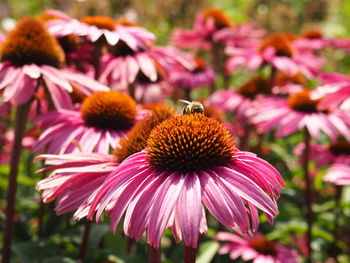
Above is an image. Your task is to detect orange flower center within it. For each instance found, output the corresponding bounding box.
[274,71,306,87]
[259,33,296,57]
[302,29,323,39]
[238,77,271,99]
[249,236,277,256]
[201,8,234,29]
[115,18,139,27]
[288,90,321,113]
[192,57,207,73]
[0,17,64,67]
[80,16,116,31]
[114,104,175,162]
[81,91,136,130]
[146,113,235,172]
[330,140,350,156]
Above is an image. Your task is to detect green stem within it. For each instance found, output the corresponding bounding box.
[2,101,31,263]
[303,127,312,263]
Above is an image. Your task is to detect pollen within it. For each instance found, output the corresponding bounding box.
[81,91,136,130]
[201,8,234,29]
[80,16,116,31]
[0,17,64,67]
[146,113,235,173]
[288,90,321,113]
[274,71,306,87]
[249,236,277,256]
[238,77,271,99]
[114,104,175,162]
[259,33,296,57]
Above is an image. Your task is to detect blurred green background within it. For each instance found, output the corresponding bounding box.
[1,0,350,39]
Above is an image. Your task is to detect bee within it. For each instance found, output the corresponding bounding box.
[179,100,204,115]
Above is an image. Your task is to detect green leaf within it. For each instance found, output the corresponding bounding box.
[196,241,220,263]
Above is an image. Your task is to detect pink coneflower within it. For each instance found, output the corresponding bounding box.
[312,73,350,110]
[36,153,118,215]
[84,113,284,252]
[250,89,350,142]
[225,33,324,78]
[207,76,271,120]
[272,71,306,95]
[171,8,234,50]
[36,104,175,215]
[34,91,145,154]
[170,57,215,90]
[216,232,299,263]
[47,12,155,48]
[294,30,330,52]
[296,139,350,185]
[0,17,108,108]
[133,71,172,104]
[99,44,193,90]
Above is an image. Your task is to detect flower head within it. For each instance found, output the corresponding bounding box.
[216,232,299,263]
[259,33,296,57]
[170,57,215,89]
[34,91,144,154]
[200,8,234,29]
[0,17,64,67]
[207,76,270,120]
[0,17,108,107]
[85,112,284,248]
[250,89,350,142]
[81,91,136,130]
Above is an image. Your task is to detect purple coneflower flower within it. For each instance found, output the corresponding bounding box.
[0,17,108,108]
[170,57,215,90]
[36,104,175,215]
[47,12,155,47]
[250,89,350,142]
[225,32,324,78]
[207,76,271,120]
[295,139,350,185]
[216,232,299,263]
[312,73,350,110]
[85,113,284,249]
[171,8,235,50]
[34,91,145,154]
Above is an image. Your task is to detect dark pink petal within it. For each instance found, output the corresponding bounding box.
[177,173,202,248]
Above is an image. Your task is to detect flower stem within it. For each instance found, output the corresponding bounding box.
[303,127,312,263]
[125,237,134,254]
[2,101,31,263]
[147,245,161,263]
[331,185,342,259]
[77,220,92,262]
[184,245,197,263]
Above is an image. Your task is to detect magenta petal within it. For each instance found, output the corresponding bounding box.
[177,172,202,248]
[147,172,184,248]
[22,64,41,79]
[216,166,278,217]
[137,53,157,82]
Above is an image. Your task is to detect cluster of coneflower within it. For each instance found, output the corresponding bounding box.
[0,7,350,263]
